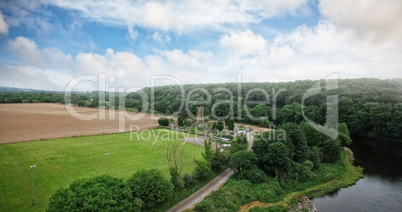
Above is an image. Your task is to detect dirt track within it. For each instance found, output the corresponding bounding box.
[0,103,159,144]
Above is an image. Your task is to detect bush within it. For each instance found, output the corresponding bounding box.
[183,173,197,189]
[169,167,184,191]
[127,169,173,209]
[238,169,267,183]
[194,160,212,180]
[158,117,169,126]
[47,175,132,212]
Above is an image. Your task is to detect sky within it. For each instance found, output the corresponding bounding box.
[0,0,401,91]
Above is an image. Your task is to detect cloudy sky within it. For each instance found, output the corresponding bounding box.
[0,0,401,91]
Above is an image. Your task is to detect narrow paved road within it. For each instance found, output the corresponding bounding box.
[167,131,255,212]
[166,168,234,212]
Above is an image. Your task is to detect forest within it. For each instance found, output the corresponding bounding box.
[1,78,401,140]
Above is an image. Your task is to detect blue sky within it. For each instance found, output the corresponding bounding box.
[0,0,401,91]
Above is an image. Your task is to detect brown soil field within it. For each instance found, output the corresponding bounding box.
[0,103,160,144]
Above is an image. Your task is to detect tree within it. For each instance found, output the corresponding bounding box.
[228,150,257,172]
[47,175,132,212]
[300,122,323,147]
[164,142,189,190]
[211,151,229,171]
[127,169,173,209]
[213,121,224,131]
[194,160,212,180]
[158,117,169,126]
[307,147,321,169]
[277,102,303,125]
[165,142,189,174]
[254,142,292,178]
[321,139,342,163]
[230,133,248,154]
[169,167,184,191]
[281,123,308,163]
[178,116,185,127]
[225,118,235,131]
[250,103,268,117]
[202,137,213,162]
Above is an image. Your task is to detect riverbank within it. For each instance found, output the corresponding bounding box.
[239,150,363,211]
[191,149,363,212]
[311,137,402,212]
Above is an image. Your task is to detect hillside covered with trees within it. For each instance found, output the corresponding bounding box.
[1,78,401,140]
[134,78,402,141]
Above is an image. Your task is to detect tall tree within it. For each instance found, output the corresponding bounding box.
[228,150,257,172]
[127,169,173,209]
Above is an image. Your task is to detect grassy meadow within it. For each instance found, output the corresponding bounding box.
[0,128,204,211]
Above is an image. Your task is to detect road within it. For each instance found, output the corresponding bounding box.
[167,131,256,212]
[166,168,234,212]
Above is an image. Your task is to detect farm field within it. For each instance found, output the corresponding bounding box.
[0,129,204,211]
[0,103,160,144]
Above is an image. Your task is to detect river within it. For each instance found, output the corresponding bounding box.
[311,138,402,212]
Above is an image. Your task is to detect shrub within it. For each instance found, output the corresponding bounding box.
[238,169,267,183]
[183,173,197,189]
[169,167,184,191]
[158,117,169,126]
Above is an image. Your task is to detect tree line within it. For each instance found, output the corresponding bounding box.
[139,78,401,140]
[1,78,401,140]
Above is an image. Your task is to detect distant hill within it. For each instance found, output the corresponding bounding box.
[0,86,58,93]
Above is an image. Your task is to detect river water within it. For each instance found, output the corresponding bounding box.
[311,138,402,212]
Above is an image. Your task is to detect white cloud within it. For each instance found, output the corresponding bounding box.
[152,31,171,44]
[0,65,70,90]
[143,2,174,31]
[39,0,308,35]
[220,30,269,55]
[226,21,402,82]
[8,36,44,67]
[319,0,402,44]
[0,10,8,34]
[241,0,309,18]
[42,48,73,69]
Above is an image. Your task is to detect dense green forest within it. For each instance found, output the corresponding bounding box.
[1,78,401,140]
[134,78,402,140]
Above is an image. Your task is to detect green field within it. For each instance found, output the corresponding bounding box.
[0,128,204,211]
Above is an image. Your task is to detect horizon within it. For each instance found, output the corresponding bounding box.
[0,1,401,91]
[2,77,401,93]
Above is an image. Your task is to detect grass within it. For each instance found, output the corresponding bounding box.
[0,128,204,212]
